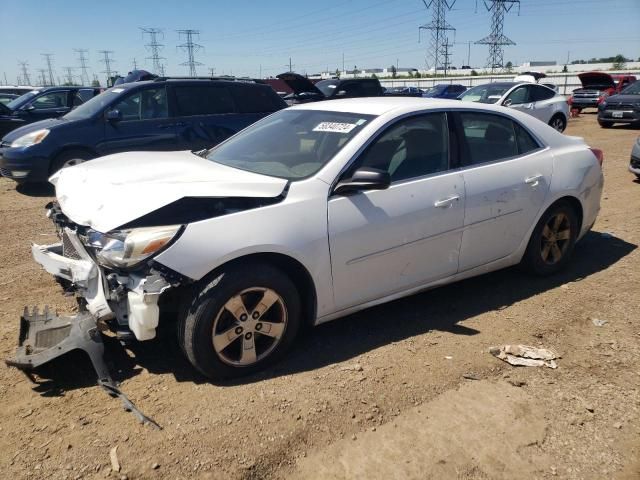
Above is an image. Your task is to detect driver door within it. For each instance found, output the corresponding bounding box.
[327,112,465,311]
[22,90,71,122]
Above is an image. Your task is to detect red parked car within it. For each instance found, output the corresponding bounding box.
[569,72,637,112]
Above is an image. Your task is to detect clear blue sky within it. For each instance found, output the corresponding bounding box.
[1,0,639,85]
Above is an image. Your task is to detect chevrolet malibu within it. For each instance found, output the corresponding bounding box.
[8,97,604,381]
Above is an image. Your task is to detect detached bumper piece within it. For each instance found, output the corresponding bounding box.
[5,307,160,429]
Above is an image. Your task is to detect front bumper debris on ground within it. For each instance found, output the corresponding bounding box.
[5,306,160,429]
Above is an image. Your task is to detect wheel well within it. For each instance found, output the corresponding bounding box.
[212,253,318,326]
[50,147,97,175]
[550,196,583,232]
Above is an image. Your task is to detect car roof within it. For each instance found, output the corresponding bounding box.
[287,96,501,116]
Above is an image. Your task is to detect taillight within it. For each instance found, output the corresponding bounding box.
[567,96,573,105]
[589,147,604,167]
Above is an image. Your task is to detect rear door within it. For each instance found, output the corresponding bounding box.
[100,86,178,155]
[529,85,557,123]
[455,111,552,271]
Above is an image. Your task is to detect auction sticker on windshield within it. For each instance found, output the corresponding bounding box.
[313,122,358,133]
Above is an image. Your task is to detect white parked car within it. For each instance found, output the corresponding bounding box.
[459,82,570,132]
[9,97,604,381]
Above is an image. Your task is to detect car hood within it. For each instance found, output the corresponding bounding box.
[604,94,640,104]
[578,72,615,89]
[276,72,325,97]
[0,102,13,116]
[50,150,289,233]
[2,117,67,142]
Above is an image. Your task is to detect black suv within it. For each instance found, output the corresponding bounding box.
[0,86,101,138]
[0,78,286,183]
[276,72,384,105]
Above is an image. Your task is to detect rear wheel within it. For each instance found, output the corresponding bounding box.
[549,114,567,132]
[178,264,302,380]
[522,201,579,276]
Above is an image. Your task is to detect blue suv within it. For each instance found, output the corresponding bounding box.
[0,78,286,183]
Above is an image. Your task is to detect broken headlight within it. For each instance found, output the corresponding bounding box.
[88,225,182,268]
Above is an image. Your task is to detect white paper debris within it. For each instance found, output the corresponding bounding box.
[489,345,559,369]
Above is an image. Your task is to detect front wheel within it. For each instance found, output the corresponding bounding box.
[522,201,579,276]
[178,264,301,380]
[50,149,93,176]
[549,114,567,132]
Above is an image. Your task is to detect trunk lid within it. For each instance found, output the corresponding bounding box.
[276,72,325,97]
[577,72,615,90]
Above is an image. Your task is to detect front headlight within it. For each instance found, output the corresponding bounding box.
[11,128,50,148]
[89,225,182,268]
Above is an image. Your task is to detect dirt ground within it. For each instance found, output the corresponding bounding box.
[0,113,639,480]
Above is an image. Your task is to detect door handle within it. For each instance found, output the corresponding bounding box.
[434,195,460,208]
[525,174,543,186]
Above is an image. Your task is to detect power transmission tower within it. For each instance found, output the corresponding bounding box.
[18,61,31,85]
[442,38,454,76]
[141,27,166,75]
[42,53,55,85]
[99,50,115,85]
[63,67,76,85]
[75,48,91,85]
[418,0,456,73]
[37,69,47,86]
[475,0,520,72]
[132,58,138,70]
[177,29,203,77]
[208,67,216,77]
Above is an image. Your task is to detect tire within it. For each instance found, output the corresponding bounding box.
[178,264,301,380]
[549,114,566,132]
[50,149,93,176]
[522,201,579,276]
[598,120,613,128]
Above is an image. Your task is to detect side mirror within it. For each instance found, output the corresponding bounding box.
[22,105,36,112]
[106,109,121,121]
[334,167,391,196]
[503,98,513,107]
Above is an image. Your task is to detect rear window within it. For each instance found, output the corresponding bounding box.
[174,85,235,116]
[229,85,283,113]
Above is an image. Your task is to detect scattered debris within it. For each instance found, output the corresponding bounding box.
[489,345,559,369]
[462,373,481,380]
[19,409,33,418]
[340,363,363,372]
[591,318,608,327]
[110,446,121,472]
[444,356,453,360]
[152,462,160,470]
[613,422,622,429]
[508,379,527,387]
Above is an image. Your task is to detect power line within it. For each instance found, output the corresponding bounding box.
[475,0,520,73]
[99,50,115,86]
[63,66,76,85]
[141,27,166,75]
[419,0,456,72]
[74,48,91,85]
[18,61,31,85]
[41,53,55,86]
[37,69,47,86]
[177,29,203,77]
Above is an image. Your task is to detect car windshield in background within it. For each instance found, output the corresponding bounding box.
[6,91,39,110]
[621,81,640,95]
[63,87,124,120]
[424,85,447,96]
[315,80,338,97]
[206,110,375,180]
[459,84,512,104]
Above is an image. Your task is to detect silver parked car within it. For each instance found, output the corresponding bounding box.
[630,136,640,179]
[459,82,570,132]
[8,97,603,383]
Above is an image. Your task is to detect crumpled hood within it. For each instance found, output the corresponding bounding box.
[50,150,289,232]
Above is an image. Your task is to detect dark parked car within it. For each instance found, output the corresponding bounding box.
[0,86,101,138]
[569,72,637,112]
[0,78,286,183]
[384,86,424,97]
[277,72,383,105]
[0,86,34,96]
[422,84,467,99]
[597,80,640,128]
[0,93,19,106]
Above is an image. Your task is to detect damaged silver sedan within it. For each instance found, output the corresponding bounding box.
[7,98,603,387]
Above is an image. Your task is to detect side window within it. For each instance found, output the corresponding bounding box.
[113,88,168,121]
[30,91,68,110]
[514,122,541,155]
[174,86,235,116]
[361,81,382,96]
[505,86,530,105]
[337,82,364,98]
[357,113,449,182]
[72,89,95,107]
[230,85,280,113]
[459,112,518,165]
[531,85,555,102]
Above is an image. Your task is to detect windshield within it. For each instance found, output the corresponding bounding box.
[315,80,338,97]
[424,85,447,97]
[459,84,512,104]
[6,91,39,110]
[206,109,375,180]
[63,87,125,120]
[621,81,640,95]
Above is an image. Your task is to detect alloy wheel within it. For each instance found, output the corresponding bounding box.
[540,213,571,265]
[212,287,288,366]
[551,117,565,132]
